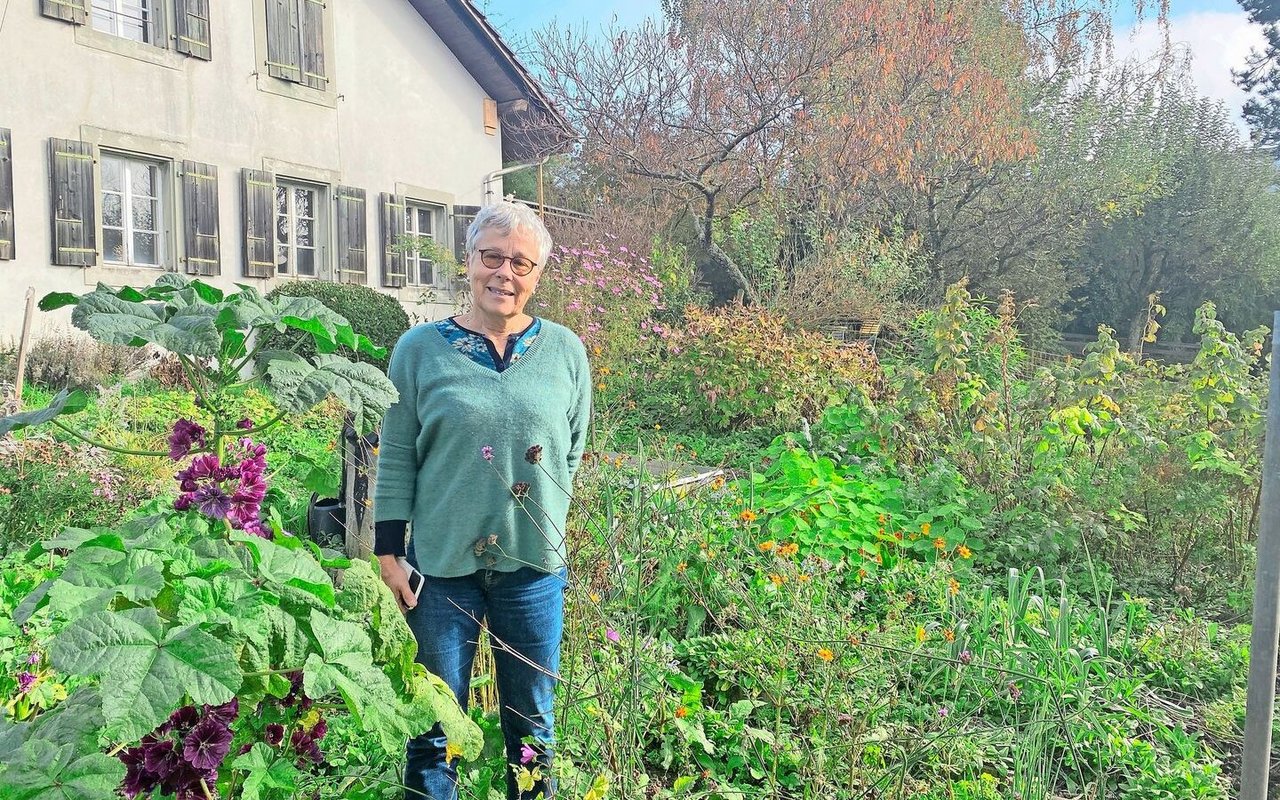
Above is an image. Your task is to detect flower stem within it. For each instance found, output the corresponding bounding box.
[49,419,171,458]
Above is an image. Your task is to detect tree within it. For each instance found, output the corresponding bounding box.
[1234,0,1280,150]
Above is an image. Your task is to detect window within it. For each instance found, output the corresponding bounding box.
[101,153,167,268]
[404,203,445,286]
[91,0,155,44]
[275,181,321,277]
[265,0,327,90]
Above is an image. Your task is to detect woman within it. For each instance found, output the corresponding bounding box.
[374,200,591,800]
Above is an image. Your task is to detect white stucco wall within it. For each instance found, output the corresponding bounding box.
[0,0,501,341]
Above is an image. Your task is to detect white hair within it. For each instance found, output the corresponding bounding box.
[465,201,554,266]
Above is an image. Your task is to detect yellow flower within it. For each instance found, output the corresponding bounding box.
[706,550,716,558]
[916,626,927,643]
[948,578,960,596]
[768,573,786,587]
[808,477,820,487]
[921,522,932,536]
[739,509,758,523]
[816,648,834,662]
[589,592,601,603]
[592,346,603,355]
[957,544,972,559]
[653,424,662,430]
[596,383,606,391]
[942,628,955,642]
[933,537,947,550]
[600,366,611,375]
[797,574,811,583]
[676,562,687,573]
[758,540,776,552]
[877,513,887,524]
[710,476,726,490]
[779,542,799,558]
[445,741,464,764]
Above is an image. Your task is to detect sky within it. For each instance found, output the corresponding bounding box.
[478,0,1268,140]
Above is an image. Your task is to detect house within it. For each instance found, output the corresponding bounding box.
[0,0,569,342]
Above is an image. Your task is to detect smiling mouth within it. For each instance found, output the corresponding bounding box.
[486,287,515,297]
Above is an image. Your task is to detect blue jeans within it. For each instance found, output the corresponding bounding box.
[402,561,566,800]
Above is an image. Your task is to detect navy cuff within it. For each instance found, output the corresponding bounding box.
[374,520,408,557]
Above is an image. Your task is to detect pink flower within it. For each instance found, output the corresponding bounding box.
[605,628,620,643]
[520,743,537,764]
[481,445,494,462]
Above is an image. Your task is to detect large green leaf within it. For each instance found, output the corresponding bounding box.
[403,666,484,760]
[50,607,241,742]
[0,390,89,437]
[266,354,397,430]
[231,532,335,609]
[69,287,220,356]
[0,739,124,800]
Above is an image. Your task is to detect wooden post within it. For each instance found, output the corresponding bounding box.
[1242,310,1280,800]
[12,288,35,404]
[341,412,376,561]
[537,160,545,220]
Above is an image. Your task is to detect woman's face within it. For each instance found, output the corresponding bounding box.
[466,226,542,322]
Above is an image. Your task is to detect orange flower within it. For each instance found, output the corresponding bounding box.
[676,562,688,573]
[957,544,972,559]
[797,574,811,583]
[878,513,887,524]
[848,634,861,646]
[779,542,799,558]
[758,540,776,552]
[948,578,960,596]
[675,706,688,718]
[921,522,932,536]
[768,573,786,587]
[816,648,834,662]
[739,509,758,523]
[943,628,955,643]
[933,537,947,550]
[710,476,726,491]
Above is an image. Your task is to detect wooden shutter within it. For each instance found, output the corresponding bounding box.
[335,185,367,285]
[300,0,327,90]
[241,168,275,278]
[49,138,96,267]
[380,193,406,288]
[483,98,498,135]
[0,129,12,261]
[265,0,302,82]
[453,205,479,263]
[181,161,220,276]
[40,0,88,24]
[173,0,212,60]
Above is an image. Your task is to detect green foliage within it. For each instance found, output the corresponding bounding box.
[260,279,410,373]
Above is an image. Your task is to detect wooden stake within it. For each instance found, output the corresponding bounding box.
[12,287,35,405]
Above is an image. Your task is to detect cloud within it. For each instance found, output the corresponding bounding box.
[1114,10,1268,137]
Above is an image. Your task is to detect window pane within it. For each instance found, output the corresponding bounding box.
[277,214,290,245]
[418,209,432,235]
[295,249,315,276]
[103,229,125,263]
[131,163,156,198]
[294,188,313,219]
[102,193,123,228]
[276,244,289,273]
[132,199,155,232]
[133,233,158,265]
[101,157,123,193]
[295,217,312,246]
[275,186,287,216]
[404,208,413,230]
[419,261,433,285]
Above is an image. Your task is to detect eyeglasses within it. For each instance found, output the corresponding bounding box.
[477,248,538,276]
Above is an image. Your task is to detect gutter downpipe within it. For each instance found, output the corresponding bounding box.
[482,156,550,212]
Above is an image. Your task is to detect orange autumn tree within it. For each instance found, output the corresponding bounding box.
[534,0,1034,303]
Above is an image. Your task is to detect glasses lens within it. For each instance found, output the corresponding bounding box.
[478,250,536,275]
[511,257,535,275]
[480,250,505,269]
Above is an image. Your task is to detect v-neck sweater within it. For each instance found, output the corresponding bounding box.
[373,319,592,577]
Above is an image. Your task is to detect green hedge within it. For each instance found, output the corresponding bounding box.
[260,281,410,373]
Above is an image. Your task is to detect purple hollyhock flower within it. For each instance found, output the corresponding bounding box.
[183,715,233,771]
[520,743,537,764]
[173,493,194,512]
[167,419,207,461]
[193,485,232,520]
[264,723,285,747]
[142,739,180,777]
[120,748,160,799]
[481,445,494,462]
[206,698,239,723]
[311,718,327,740]
[236,417,254,430]
[16,671,36,694]
[511,482,531,499]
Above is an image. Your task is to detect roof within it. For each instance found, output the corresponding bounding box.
[406,0,574,162]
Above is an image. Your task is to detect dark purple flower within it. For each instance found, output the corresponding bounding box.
[525,445,543,464]
[168,419,208,461]
[206,698,239,723]
[120,748,160,799]
[264,723,285,747]
[16,671,36,694]
[311,718,327,740]
[291,728,322,763]
[193,485,232,520]
[143,739,179,777]
[958,650,973,665]
[511,482,531,499]
[236,417,254,430]
[169,704,201,732]
[183,715,233,771]
[173,494,194,512]
[481,445,494,462]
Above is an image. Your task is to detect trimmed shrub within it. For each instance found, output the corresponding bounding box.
[260,281,410,372]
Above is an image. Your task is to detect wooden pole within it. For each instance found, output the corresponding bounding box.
[537,159,545,221]
[1242,310,1280,800]
[12,287,35,404]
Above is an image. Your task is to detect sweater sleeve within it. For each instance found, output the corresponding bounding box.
[565,334,592,479]
[374,328,423,523]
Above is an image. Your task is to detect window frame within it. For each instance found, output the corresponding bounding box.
[98,150,173,270]
[274,178,328,279]
[89,0,160,46]
[403,201,448,288]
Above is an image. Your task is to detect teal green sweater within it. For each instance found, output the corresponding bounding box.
[374,319,591,577]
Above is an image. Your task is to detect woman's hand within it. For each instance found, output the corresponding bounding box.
[378,554,418,613]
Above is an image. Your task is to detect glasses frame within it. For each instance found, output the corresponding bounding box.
[476,248,538,277]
